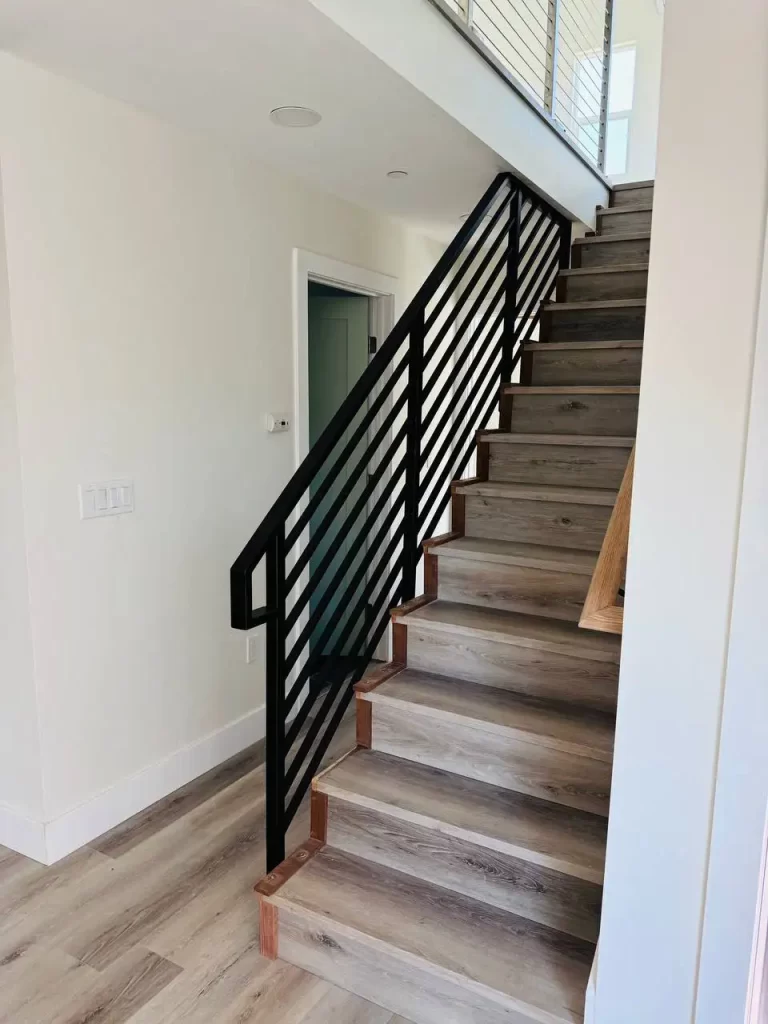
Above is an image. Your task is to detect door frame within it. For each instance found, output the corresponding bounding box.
[292,249,400,469]
[291,249,400,679]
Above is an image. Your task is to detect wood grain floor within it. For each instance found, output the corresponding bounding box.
[0,717,412,1024]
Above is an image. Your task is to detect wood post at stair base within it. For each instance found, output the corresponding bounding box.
[258,898,279,960]
[356,695,372,748]
[310,789,328,843]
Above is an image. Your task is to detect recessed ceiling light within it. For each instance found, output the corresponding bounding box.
[386,170,409,179]
[269,106,322,128]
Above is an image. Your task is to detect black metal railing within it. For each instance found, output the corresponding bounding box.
[230,171,570,869]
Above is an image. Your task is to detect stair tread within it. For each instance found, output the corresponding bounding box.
[454,479,618,505]
[504,385,640,394]
[612,178,653,190]
[432,536,597,575]
[403,600,621,662]
[558,264,648,277]
[542,298,646,311]
[479,431,635,446]
[573,231,650,246]
[317,748,607,883]
[272,845,593,1022]
[364,670,615,760]
[523,340,643,350]
[597,203,653,216]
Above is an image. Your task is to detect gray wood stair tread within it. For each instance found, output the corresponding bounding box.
[479,431,635,446]
[272,846,594,1022]
[597,203,653,216]
[612,179,654,190]
[403,600,621,662]
[541,298,646,312]
[454,479,618,505]
[523,339,643,351]
[316,748,607,883]
[432,537,598,576]
[364,671,615,760]
[557,264,648,277]
[504,385,640,395]
[572,232,651,246]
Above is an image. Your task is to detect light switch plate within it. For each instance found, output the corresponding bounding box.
[79,480,134,519]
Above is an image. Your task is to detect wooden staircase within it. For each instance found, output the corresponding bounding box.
[256,179,652,1024]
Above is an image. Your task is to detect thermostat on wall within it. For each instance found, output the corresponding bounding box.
[266,414,290,433]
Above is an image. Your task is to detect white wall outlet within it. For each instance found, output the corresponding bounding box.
[79,480,134,519]
[246,632,263,665]
[266,413,290,433]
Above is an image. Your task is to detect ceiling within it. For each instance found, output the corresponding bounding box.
[0,0,505,240]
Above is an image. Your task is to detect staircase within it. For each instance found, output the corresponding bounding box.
[253,180,652,1023]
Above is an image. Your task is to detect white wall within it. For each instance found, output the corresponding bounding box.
[595,0,768,1019]
[0,168,45,834]
[309,0,609,225]
[694,211,768,1024]
[611,0,664,184]
[0,53,443,859]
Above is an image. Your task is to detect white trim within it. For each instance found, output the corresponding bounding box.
[1,704,266,865]
[694,209,768,1023]
[292,249,400,471]
[291,250,400,667]
[0,804,47,863]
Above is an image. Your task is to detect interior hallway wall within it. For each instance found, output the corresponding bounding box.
[0,53,443,860]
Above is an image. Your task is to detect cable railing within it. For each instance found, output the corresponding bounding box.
[434,0,614,170]
[230,172,569,870]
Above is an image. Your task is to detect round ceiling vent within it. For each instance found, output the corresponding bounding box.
[269,106,322,128]
[386,170,409,179]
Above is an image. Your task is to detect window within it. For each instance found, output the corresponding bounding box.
[571,44,637,174]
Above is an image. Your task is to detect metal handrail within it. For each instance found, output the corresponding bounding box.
[429,0,615,172]
[230,171,569,870]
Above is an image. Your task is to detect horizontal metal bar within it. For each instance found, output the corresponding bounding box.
[284,535,406,724]
[419,303,505,471]
[418,356,504,530]
[284,408,408,592]
[423,188,512,336]
[421,218,510,364]
[515,229,561,317]
[419,338,504,500]
[284,355,408,549]
[283,468,406,665]
[284,550,405,745]
[422,249,508,402]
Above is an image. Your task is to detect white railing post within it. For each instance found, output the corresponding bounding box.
[544,0,562,116]
[598,0,615,171]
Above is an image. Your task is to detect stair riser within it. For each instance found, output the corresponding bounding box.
[573,236,651,269]
[529,347,643,386]
[543,306,645,343]
[405,626,619,713]
[464,494,612,551]
[488,441,631,488]
[325,796,602,942]
[509,393,639,436]
[610,186,654,208]
[596,209,652,236]
[277,907,528,1024]
[435,555,589,622]
[370,702,611,816]
[558,268,648,302]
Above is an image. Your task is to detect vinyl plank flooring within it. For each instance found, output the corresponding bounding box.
[0,715,361,1024]
[92,739,266,859]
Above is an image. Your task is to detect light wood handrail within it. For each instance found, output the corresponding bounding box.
[579,445,635,634]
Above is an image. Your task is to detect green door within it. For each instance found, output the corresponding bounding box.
[307,287,370,665]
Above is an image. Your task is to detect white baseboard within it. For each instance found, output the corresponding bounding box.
[0,804,47,863]
[1,704,266,866]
